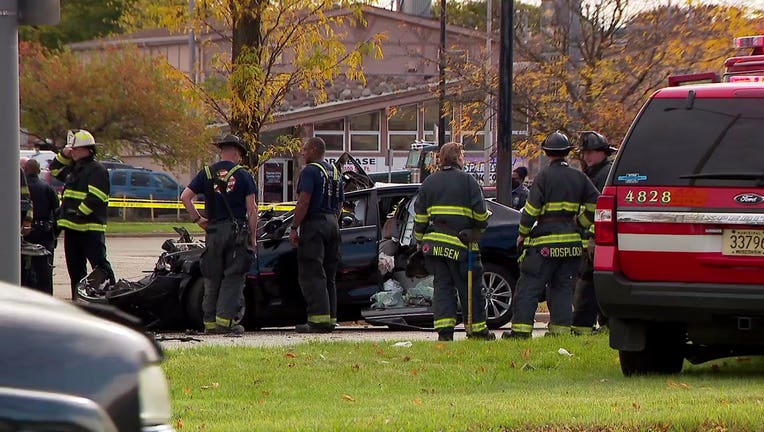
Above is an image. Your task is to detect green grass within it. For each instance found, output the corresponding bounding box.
[106,221,204,235]
[163,334,764,431]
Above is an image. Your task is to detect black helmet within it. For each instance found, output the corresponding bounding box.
[214,134,249,156]
[541,131,572,151]
[580,131,617,154]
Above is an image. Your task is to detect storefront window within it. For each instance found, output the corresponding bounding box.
[350,112,380,151]
[423,102,451,143]
[388,105,418,151]
[314,119,345,151]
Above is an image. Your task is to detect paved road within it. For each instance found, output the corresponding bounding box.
[53,236,166,300]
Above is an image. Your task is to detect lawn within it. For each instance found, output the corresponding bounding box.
[106,221,204,235]
[163,334,764,431]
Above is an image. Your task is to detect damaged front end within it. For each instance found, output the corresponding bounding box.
[76,227,204,330]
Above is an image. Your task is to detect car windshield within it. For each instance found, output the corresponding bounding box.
[614,98,764,186]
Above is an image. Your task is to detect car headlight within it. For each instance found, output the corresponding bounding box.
[139,364,173,428]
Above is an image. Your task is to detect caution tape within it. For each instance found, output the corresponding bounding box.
[106,198,296,212]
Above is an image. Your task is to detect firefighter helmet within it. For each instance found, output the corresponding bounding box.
[580,131,617,154]
[541,131,572,151]
[66,129,98,148]
[214,134,249,156]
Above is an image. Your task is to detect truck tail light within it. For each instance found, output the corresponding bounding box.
[595,188,617,246]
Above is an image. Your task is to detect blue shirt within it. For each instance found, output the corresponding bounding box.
[188,161,257,221]
[297,162,343,215]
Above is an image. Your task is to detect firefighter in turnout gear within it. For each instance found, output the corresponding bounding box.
[290,137,344,333]
[181,134,258,336]
[503,131,600,339]
[50,129,115,300]
[414,142,495,341]
[572,131,616,335]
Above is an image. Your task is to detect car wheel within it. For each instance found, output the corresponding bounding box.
[619,326,685,376]
[184,278,204,331]
[482,262,515,329]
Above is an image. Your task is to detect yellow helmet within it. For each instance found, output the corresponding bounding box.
[66,129,98,148]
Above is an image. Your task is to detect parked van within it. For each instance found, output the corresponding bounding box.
[109,168,184,201]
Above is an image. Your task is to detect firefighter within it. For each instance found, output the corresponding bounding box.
[503,131,600,339]
[572,131,616,335]
[414,142,494,341]
[50,129,115,300]
[181,134,258,336]
[290,137,344,333]
[22,159,60,294]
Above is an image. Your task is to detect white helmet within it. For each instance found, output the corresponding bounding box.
[66,129,98,148]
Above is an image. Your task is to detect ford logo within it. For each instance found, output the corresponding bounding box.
[734,193,764,205]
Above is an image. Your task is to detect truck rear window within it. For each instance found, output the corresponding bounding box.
[614,98,764,186]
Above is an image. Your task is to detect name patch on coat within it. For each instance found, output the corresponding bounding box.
[540,246,582,258]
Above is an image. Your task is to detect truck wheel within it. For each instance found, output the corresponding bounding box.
[619,327,685,376]
[483,263,515,329]
[184,278,204,331]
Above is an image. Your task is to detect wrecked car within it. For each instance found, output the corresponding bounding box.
[78,153,520,330]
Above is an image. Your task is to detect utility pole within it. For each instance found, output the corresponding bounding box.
[496,0,513,206]
[437,0,446,148]
[482,0,493,187]
[189,0,196,83]
[0,0,60,284]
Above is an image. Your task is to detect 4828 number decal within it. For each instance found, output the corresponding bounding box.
[624,190,672,204]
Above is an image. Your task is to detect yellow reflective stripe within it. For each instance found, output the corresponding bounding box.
[584,203,596,212]
[215,316,232,327]
[542,201,582,212]
[88,185,109,202]
[204,321,217,330]
[423,232,479,250]
[55,153,72,165]
[519,225,532,236]
[308,314,332,324]
[414,232,424,241]
[470,321,487,333]
[21,186,29,194]
[525,233,582,246]
[204,166,212,179]
[511,323,533,333]
[78,203,93,215]
[434,318,457,329]
[414,213,429,223]
[428,205,488,221]
[578,212,592,227]
[63,190,87,200]
[523,202,541,217]
[309,162,328,178]
[548,324,571,334]
[57,219,106,232]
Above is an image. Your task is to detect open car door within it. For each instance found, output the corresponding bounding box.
[335,152,375,192]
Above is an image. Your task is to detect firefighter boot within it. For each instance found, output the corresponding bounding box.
[501,330,531,340]
[467,329,496,341]
[437,329,454,341]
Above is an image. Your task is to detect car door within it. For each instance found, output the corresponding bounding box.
[337,190,378,305]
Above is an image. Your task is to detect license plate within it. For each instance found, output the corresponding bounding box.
[722,229,764,256]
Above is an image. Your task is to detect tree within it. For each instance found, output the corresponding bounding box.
[122,0,384,166]
[20,0,133,50]
[510,0,760,158]
[20,42,213,167]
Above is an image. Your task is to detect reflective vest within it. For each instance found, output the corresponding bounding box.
[413,166,489,261]
[309,162,342,214]
[519,159,599,258]
[50,153,110,232]
[203,164,243,221]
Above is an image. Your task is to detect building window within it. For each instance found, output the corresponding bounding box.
[350,112,380,151]
[461,132,485,152]
[423,101,451,143]
[314,119,345,151]
[388,104,418,151]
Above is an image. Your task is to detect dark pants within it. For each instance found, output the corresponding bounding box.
[425,254,488,334]
[22,228,56,295]
[572,254,608,333]
[64,230,115,300]
[511,247,579,335]
[200,221,251,326]
[297,214,340,324]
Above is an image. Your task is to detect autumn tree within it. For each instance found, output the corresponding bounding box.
[19,42,212,167]
[123,0,383,165]
[20,0,133,50]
